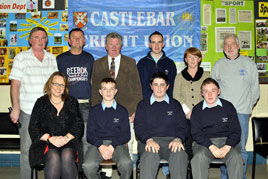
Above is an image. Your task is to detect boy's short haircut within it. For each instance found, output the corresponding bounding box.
[150,72,170,86]
[149,31,164,42]
[201,77,220,91]
[99,77,117,89]
[69,28,84,38]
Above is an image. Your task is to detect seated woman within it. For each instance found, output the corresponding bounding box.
[28,71,84,179]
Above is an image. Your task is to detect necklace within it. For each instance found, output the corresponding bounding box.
[50,99,62,105]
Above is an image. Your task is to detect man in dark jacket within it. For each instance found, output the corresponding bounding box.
[137,31,177,99]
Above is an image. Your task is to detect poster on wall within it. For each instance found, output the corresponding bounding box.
[238,31,252,50]
[203,4,211,26]
[0,0,69,84]
[229,8,237,24]
[68,0,201,62]
[215,27,236,52]
[216,8,227,23]
[254,1,268,82]
[256,19,268,79]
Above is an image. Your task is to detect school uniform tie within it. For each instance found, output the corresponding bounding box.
[110,58,115,79]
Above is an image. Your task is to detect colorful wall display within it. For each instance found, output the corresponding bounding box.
[0,0,69,84]
[201,0,255,72]
[255,0,268,83]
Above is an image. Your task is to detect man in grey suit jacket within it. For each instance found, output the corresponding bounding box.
[87,32,142,178]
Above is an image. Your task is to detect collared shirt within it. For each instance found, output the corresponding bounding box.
[150,52,163,63]
[202,98,222,110]
[101,100,117,111]
[9,48,58,114]
[108,54,121,79]
[150,94,169,105]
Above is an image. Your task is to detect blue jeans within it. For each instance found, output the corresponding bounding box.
[220,113,250,179]
[19,111,32,179]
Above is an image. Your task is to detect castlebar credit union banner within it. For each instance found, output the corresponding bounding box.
[68,0,200,62]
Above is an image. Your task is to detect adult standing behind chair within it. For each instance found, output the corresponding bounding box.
[212,34,260,179]
[173,47,210,159]
[28,72,84,179]
[91,32,142,178]
[134,72,188,179]
[191,77,243,179]
[137,31,177,98]
[57,28,94,156]
[9,27,58,179]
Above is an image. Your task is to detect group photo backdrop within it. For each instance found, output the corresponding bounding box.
[68,0,201,62]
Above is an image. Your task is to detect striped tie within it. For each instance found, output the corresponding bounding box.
[110,58,115,79]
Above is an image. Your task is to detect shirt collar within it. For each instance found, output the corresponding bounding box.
[150,52,162,63]
[202,98,222,110]
[223,51,240,60]
[150,94,169,105]
[108,54,121,62]
[101,100,117,111]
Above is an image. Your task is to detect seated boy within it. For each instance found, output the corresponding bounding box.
[134,72,188,179]
[190,77,243,179]
[82,78,132,179]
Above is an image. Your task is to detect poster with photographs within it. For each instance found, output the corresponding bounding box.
[0,28,6,39]
[238,31,251,50]
[0,66,7,83]
[54,33,62,44]
[10,34,17,45]
[27,0,38,13]
[216,8,226,23]
[256,19,268,80]
[10,21,17,32]
[201,33,208,52]
[215,27,236,52]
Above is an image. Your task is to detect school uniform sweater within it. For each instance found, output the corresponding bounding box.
[87,103,130,148]
[191,98,241,148]
[134,97,188,143]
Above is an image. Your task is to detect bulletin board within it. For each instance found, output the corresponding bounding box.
[255,0,268,83]
[0,0,69,84]
[201,0,255,71]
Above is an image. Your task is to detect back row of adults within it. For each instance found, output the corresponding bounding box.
[9,27,259,179]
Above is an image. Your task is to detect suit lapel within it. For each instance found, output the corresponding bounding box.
[116,55,126,81]
[101,56,111,77]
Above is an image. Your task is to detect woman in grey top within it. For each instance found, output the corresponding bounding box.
[173,47,210,159]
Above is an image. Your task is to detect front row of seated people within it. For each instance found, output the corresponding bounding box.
[28,71,243,179]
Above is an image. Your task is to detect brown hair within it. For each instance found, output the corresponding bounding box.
[201,77,220,91]
[99,77,117,89]
[183,47,202,66]
[44,72,69,101]
[28,27,48,47]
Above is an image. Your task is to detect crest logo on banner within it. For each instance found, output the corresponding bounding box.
[74,12,87,28]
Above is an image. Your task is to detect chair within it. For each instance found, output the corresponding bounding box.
[187,158,225,179]
[99,159,133,179]
[251,117,268,179]
[136,158,170,179]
